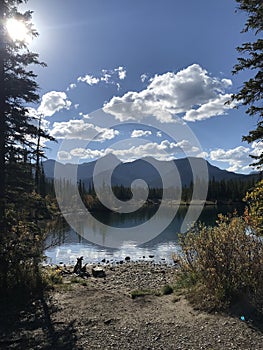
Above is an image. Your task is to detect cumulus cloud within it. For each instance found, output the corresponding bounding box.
[209,146,251,172]
[38,91,72,117]
[58,141,262,171]
[103,64,234,123]
[70,148,105,159]
[131,130,152,138]
[50,119,119,142]
[57,151,72,161]
[67,139,202,162]
[183,94,233,122]
[251,140,263,159]
[221,79,232,87]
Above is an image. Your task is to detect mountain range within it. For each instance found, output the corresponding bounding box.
[43,154,259,189]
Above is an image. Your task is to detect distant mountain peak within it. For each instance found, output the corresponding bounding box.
[43,155,259,187]
[100,153,121,163]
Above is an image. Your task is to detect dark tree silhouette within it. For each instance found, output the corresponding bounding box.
[0,0,53,293]
[231,0,263,167]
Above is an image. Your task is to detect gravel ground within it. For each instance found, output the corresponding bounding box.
[0,261,262,350]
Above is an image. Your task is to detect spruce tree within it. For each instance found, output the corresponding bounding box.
[231,0,263,167]
[0,0,53,293]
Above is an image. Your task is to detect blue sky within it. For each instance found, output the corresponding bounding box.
[21,0,262,173]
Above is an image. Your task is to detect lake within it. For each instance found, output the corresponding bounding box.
[45,204,244,265]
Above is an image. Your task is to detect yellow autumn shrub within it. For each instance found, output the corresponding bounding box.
[177,213,263,309]
[244,179,263,236]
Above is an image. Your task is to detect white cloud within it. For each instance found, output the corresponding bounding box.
[60,142,262,171]
[156,131,162,138]
[115,66,127,80]
[221,79,232,87]
[77,74,100,85]
[26,107,50,129]
[57,151,72,161]
[50,119,119,142]
[131,129,152,138]
[25,107,51,147]
[103,64,234,123]
[77,66,127,90]
[140,73,148,83]
[109,142,173,161]
[183,94,233,122]
[70,148,104,159]
[101,72,112,83]
[197,151,209,158]
[209,146,251,172]
[68,139,202,162]
[67,83,76,91]
[38,91,72,117]
[251,140,263,159]
[82,113,90,119]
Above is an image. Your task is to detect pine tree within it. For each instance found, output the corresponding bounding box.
[231,0,263,167]
[0,1,53,215]
[0,1,53,293]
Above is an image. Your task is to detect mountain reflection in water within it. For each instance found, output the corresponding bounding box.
[45,204,244,265]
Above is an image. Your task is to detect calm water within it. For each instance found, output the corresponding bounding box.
[45,204,243,265]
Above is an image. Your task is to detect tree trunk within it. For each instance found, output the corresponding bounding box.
[0,0,6,228]
[35,115,41,193]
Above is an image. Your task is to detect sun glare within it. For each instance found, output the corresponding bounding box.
[6,18,29,42]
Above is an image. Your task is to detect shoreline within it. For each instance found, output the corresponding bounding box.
[44,254,177,268]
[57,200,245,216]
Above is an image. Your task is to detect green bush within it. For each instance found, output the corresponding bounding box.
[162,284,173,295]
[244,179,263,236]
[0,218,45,296]
[131,289,154,299]
[177,214,263,309]
[43,268,63,286]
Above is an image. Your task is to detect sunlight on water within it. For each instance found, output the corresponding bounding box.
[45,205,243,265]
[45,241,179,265]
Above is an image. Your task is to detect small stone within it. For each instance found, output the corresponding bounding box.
[104,318,112,325]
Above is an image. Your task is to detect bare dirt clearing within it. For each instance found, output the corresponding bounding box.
[0,262,262,349]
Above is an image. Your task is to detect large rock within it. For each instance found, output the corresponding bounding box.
[92,266,106,278]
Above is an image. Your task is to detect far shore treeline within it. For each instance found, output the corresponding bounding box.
[41,170,261,213]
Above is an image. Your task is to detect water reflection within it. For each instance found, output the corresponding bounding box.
[45,204,244,265]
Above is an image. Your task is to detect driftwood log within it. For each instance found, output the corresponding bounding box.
[73,257,90,277]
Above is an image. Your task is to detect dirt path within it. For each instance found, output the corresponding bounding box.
[0,262,262,349]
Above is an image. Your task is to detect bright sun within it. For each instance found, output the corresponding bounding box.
[6,18,29,42]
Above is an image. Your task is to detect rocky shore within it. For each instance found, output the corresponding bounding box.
[0,262,262,349]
